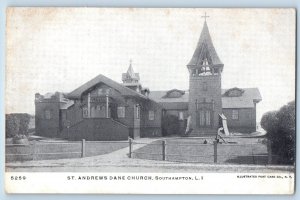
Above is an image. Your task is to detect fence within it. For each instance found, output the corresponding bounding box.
[128,138,274,165]
[6,140,128,162]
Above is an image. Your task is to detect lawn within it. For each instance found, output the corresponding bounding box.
[132,137,268,165]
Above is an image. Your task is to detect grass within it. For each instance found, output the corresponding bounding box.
[6,140,129,162]
[133,137,268,165]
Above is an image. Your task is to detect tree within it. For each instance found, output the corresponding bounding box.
[260,101,295,164]
[5,113,31,138]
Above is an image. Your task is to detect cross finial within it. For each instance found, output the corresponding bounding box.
[201,12,209,22]
[130,59,132,65]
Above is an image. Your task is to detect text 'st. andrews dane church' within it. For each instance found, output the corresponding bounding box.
[35,18,262,140]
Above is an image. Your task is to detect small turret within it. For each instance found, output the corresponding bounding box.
[122,60,142,93]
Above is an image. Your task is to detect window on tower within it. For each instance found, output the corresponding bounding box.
[199,58,212,76]
[44,110,51,119]
[203,82,208,91]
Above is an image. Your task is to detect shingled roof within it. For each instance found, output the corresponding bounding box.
[122,61,140,82]
[221,88,262,108]
[149,88,261,109]
[67,74,147,99]
[187,21,223,67]
[149,90,189,103]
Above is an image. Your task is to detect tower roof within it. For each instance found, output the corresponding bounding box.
[127,63,138,79]
[187,21,223,67]
[122,60,140,82]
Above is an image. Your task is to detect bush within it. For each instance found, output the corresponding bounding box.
[260,101,295,165]
[6,113,31,138]
[260,111,278,134]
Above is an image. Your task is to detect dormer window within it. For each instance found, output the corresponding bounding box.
[224,88,245,97]
[163,89,185,98]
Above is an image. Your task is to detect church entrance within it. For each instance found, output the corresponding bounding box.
[198,109,212,127]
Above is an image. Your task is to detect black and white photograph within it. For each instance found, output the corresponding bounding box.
[4,8,295,194]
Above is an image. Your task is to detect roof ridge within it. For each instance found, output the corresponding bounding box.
[68,74,147,99]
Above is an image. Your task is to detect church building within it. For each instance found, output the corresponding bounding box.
[35,18,261,140]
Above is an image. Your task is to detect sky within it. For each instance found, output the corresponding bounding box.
[5,8,295,121]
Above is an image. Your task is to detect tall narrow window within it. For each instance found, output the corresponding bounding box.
[83,107,89,118]
[179,112,184,120]
[232,110,239,120]
[45,110,51,119]
[148,110,155,121]
[203,82,208,91]
[199,110,205,126]
[205,110,211,125]
[117,106,125,118]
[136,105,140,119]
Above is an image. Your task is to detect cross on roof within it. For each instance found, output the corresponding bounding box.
[201,12,209,21]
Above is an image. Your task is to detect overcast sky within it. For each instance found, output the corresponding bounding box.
[6,8,295,121]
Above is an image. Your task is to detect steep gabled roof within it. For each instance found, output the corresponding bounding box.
[67,74,146,99]
[187,21,223,66]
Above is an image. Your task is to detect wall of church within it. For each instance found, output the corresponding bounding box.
[140,100,162,137]
[188,74,222,133]
[35,93,63,138]
[223,108,256,133]
[59,83,145,140]
[60,118,129,141]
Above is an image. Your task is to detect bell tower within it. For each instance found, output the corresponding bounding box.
[187,15,224,135]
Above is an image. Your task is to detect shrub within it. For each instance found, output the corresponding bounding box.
[260,111,278,134]
[5,113,31,138]
[260,101,295,165]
